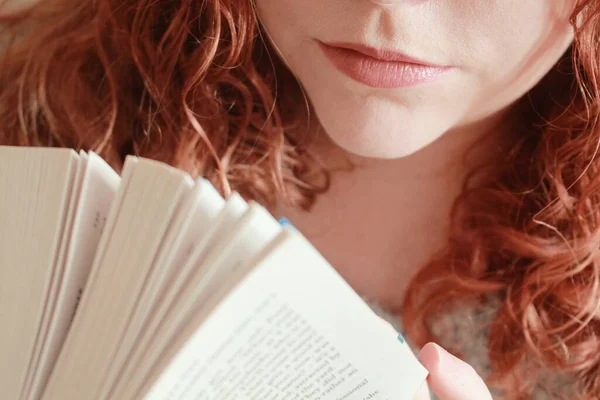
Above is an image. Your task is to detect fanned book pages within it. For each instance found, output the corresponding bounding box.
[0,145,428,400]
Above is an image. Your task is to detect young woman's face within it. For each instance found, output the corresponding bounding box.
[254,1,576,158]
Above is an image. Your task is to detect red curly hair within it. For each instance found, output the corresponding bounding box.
[1,0,599,398]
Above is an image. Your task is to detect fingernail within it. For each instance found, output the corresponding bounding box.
[278,217,296,230]
[418,343,466,372]
[397,332,405,344]
[435,343,468,371]
[418,343,441,371]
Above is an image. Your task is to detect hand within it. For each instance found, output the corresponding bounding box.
[415,343,493,400]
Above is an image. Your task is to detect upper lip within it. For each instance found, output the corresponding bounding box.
[320,41,446,68]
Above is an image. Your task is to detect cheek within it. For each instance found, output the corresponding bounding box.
[254,0,323,40]
[460,1,574,121]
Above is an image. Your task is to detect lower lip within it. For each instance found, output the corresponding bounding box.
[318,43,448,89]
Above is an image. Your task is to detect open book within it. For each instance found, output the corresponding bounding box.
[0,145,428,400]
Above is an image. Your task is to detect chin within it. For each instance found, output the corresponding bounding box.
[329,135,423,159]
[318,115,445,160]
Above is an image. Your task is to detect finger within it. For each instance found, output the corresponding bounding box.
[418,343,492,400]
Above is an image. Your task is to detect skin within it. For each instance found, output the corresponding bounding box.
[255,0,576,398]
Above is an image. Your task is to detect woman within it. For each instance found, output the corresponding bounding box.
[0,0,598,398]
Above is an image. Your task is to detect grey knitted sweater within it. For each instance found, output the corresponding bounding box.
[366,300,577,400]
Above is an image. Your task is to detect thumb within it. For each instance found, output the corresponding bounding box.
[418,343,492,400]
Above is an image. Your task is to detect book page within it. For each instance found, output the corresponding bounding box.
[118,177,224,331]
[20,150,87,400]
[107,193,250,399]
[145,230,428,400]
[96,174,206,396]
[113,203,283,400]
[41,157,192,400]
[0,147,79,400]
[25,152,120,400]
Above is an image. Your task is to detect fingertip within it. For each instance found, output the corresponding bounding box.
[418,342,442,372]
[419,343,493,400]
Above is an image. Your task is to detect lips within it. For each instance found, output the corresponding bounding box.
[318,41,449,89]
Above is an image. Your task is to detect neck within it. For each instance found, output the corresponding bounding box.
[281,105,518,311]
